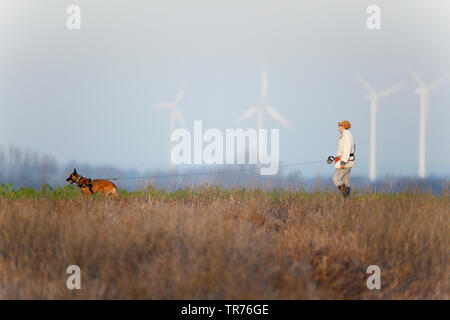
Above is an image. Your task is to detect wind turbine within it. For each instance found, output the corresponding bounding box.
[236,64,291,131]
[408,68,449,178]
[154,85,185,168]
[354,73,404,182]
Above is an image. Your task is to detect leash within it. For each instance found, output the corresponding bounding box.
[96,160,324,181]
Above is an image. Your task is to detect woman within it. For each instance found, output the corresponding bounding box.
[333,120,355,197]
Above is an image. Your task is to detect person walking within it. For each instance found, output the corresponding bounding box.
[333,120,355,197]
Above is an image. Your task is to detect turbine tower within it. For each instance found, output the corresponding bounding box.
[354,73,404,181]
[235,64,291,131]
[155,85,185,168]
[408,68,449,178]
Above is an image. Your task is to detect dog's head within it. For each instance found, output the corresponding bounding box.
[66,168,81,184]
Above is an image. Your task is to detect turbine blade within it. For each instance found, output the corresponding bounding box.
[261,65,268,102]
[173,84,185,105]
[407,67,426,88]
[235,106,258,123]
[354,73,376,94]
[172,109,184,126]
[379,82,404,98]
[265,105,291,128]
[429,74,449,91]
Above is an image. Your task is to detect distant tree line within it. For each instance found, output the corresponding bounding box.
[0,146,447,194]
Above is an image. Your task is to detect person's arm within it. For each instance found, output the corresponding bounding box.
[340,132,351,166]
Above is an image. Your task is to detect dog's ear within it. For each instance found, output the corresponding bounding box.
[73,168,77,174]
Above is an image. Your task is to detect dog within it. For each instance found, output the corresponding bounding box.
[66,168,120,198]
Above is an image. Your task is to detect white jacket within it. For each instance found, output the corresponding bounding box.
[335,129,355,169]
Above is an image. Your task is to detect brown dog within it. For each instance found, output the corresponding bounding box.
[66,168,120,198]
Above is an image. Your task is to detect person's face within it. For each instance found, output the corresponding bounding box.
[338,124,345,133]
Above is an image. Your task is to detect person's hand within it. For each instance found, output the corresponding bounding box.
[340,164,344,169]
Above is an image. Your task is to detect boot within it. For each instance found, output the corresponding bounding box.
[343,186,351,198]
[337,185,345,196]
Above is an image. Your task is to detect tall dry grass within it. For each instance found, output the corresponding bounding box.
[0,190,448,299]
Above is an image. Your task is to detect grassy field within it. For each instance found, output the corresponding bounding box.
[0,184,448,299]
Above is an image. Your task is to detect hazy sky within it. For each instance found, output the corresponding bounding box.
[1,0,449,178]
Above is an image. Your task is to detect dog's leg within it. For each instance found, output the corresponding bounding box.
[108,188,120,198]
[81,188,91,199]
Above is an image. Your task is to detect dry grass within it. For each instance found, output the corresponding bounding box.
[0,190,448,299]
